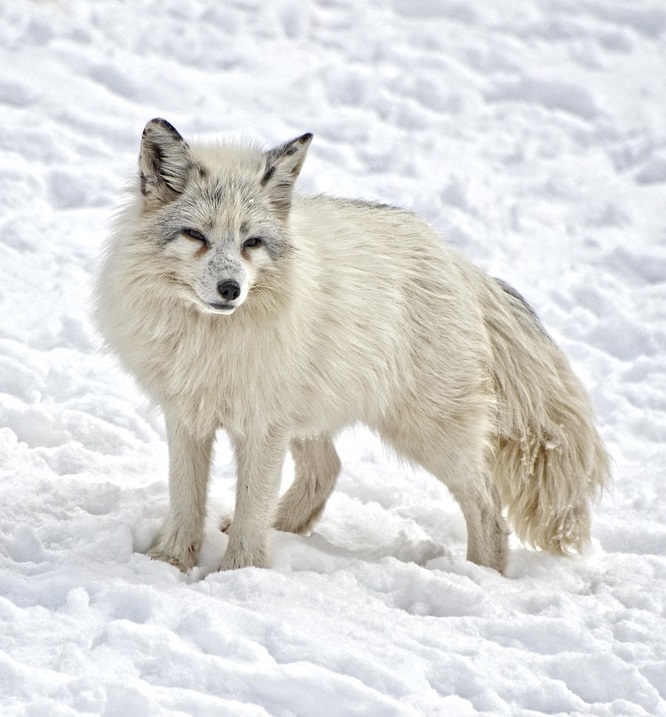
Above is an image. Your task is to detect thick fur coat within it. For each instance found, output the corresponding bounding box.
[95,119,610,574]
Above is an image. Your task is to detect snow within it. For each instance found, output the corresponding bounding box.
[1,0,665,714]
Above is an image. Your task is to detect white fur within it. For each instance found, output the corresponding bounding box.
[95,119,610,574]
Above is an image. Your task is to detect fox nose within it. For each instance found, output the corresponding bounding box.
[217,280,241,302]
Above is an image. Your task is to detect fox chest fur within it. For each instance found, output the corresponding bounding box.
[99,237,414,441]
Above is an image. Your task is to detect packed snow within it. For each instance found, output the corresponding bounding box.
[1,0,665,715]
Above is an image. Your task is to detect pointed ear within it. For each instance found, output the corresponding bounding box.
[261,133,313,217]
[139,118,194,205]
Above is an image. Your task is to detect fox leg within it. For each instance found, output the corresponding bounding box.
[450,473,509,573]
[148,412,214,571]
[422,448,509,574]
[381,413,509,574]
[273,436,341,534]
[221,427,288,570]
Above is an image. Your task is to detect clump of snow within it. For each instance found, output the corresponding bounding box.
[1,1,665,715]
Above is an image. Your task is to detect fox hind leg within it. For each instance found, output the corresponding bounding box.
[381,417,509,574]
[455,475,508,573]
[423,452,509,574]
[274,435,341,534]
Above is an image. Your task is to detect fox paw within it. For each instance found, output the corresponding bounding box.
[220,540,269,571]
[147,547,187,571]
[147,534,199,572]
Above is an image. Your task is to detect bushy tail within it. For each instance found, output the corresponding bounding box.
[485,278,611,555]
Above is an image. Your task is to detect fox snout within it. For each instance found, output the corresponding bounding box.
[192,252,251,314]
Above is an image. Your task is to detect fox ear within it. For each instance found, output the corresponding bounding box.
[139,118,193,204]
[261,133,313,216]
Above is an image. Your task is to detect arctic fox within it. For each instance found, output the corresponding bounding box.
[95,118,610,574]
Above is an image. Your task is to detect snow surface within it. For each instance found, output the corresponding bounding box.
[1,0,665,715]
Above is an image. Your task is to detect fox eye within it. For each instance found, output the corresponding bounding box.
[182,228,208,244]
[243,237,263,249]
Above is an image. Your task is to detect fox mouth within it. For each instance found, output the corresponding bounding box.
[206,302,237,315]
[189,293,240,315]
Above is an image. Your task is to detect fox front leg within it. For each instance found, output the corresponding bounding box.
[148,413,214,571]
[221,428,287,570]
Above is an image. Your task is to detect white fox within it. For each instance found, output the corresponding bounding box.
[95,118,610,574]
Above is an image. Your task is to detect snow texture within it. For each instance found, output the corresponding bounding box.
[1,1,665,715]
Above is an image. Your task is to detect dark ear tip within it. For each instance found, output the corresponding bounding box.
[299,132,314,144]
[143,118,182,138]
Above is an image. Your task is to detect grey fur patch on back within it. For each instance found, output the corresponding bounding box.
[300,194,408,216]
[494,277,549,337]
[339,197,403,212]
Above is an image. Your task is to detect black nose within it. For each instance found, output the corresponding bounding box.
[217,280,241,302]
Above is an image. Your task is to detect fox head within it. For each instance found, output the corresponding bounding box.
[136,118,312,315]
